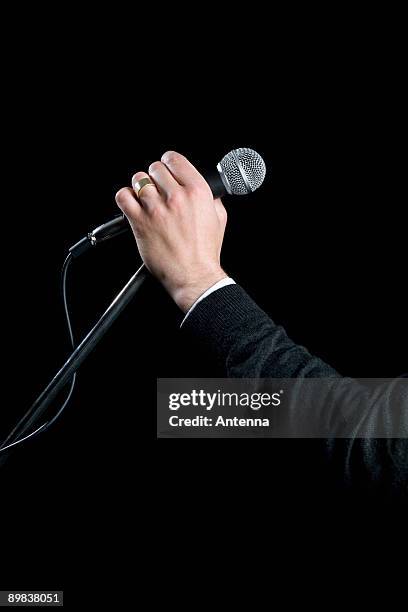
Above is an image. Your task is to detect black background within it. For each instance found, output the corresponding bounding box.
[1,11,407,605]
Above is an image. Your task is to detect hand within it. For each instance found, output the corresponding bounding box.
[115,151,228,313]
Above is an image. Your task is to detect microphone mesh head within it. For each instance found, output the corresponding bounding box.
[219,148,266,195]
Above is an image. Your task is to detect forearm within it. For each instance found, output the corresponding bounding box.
[181,283,339,378]
[181,283,408,490]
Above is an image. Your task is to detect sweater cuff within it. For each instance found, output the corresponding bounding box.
[180,277,236,326]
[180,284,274,359]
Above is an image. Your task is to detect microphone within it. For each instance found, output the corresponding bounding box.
[0,149,266,455]
[69,148,266,258]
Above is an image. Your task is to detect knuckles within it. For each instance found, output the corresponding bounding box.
[165,189,184,209]
[148,203,165,222]
[161,150,182,165]
[115,187,130,206]
[132,172,148,186]
[186,183,205,198]
[148,160,163,174]
[115,187,137,216]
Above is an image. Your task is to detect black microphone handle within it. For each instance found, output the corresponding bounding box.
[204,166,228,199]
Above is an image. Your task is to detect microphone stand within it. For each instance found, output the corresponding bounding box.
[0,263,151,456]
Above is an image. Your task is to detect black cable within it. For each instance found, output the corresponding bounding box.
[0,253,77,452]
[36,253,77,433]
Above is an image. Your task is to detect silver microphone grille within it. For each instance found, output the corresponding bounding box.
[217,148,266,195]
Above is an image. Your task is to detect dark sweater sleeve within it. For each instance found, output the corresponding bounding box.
[181,284,408,492]
[182,284,339,378]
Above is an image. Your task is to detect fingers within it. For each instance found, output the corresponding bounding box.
[115,187,142,218]
[161,151,210,192]
[147,161,180,198]
[117,151,212,219]
[131,171,160,212]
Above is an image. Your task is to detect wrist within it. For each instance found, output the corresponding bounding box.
[171,267,227,313]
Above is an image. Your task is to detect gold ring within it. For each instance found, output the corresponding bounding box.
[134,177,156,200]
